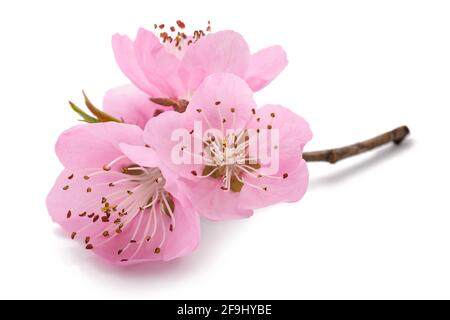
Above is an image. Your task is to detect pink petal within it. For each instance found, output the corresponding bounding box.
[179,31,251,92]
[133,28,185,97]
[103,85,166,129]
[247,104,313,168]
[112,33,163,97]
[239,104,312,209]
[245,45,288,92]
[181,178,253,220]
[159,198,200,262]
[143,109,197,180]
[55,123,143,171]
[119,143,160,168]
[238,160,309,210]
[187,73,257,131]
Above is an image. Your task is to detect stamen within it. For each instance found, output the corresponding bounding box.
[103,155,127,171]
[234,174,268,192]
[117,209,146,257]
[176,20,186,29]
[127,204,155,261]
[161,193,176,231]
[196,108,214,130]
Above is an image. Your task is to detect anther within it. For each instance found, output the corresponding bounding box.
[271,113,276,118]
[267,125,273,130]
[230,108,236,113]
[66,210,72,219]
[63,185,69,191]
[85,237,91,244]
[191,170,198,176]
[252,108,256,115]
[87,187,92,193]
[196,108,202,113]
[93,215,99,223]
[86,244,94,250]
[84,176,90,180]
[215,101,221,106]
[118,249,123,255]
[68,174,74,180]
[176,20,186,29]
[79,212,87,217]
[103,165,111,172]
[102,231,109,237]
[71,232,77,240]
[154,248,161,254]
[283,173,289,179]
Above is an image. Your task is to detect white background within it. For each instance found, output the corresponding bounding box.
[0,0,449,299]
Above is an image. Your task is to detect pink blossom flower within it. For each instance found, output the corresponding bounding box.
[112,26,288,102]
[46,122,200,264]
[143,73,313,220]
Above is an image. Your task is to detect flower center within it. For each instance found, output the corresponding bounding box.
[187,104,289,193]
[65,156,176,261]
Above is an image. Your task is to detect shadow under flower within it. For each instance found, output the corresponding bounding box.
[308,139,414,190]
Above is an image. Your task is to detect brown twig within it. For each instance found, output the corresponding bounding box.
[303,126,410,164]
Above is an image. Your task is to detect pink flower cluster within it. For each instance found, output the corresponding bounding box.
[47,22,312,264]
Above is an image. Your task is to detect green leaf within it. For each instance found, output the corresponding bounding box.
[82,91,122,123]
[69,101,99,123]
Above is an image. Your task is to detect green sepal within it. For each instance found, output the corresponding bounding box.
[82,91,122,123]
[69,101,99,123]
